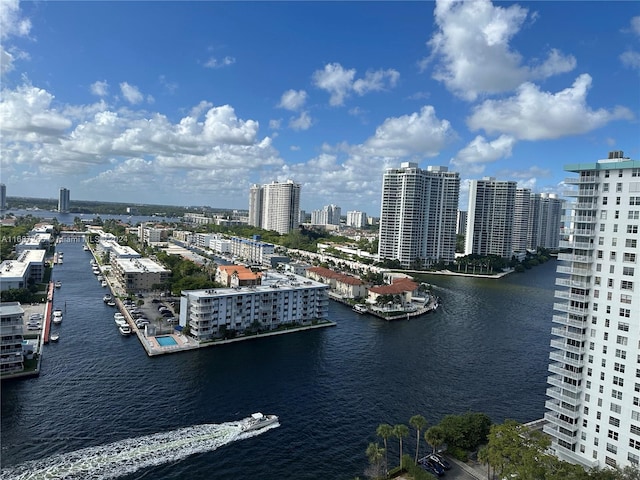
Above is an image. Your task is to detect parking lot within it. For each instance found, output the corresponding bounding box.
[122,294,179,334]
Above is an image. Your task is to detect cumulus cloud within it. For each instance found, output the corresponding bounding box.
[90,80,109,97]
[620,50,640,70]
[467,74,634,140]
[119,82,144,104]
[278,89,307,111]
[289,111,312,131]
[451,134,515,175]
[204,56,236,68]
[427,0,575,100]
[630,16,640,36]
[0,0,32,76]
[312,62,399,106]
[361,105,454,157]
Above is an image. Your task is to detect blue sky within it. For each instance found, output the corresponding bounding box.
[1,1,638,214]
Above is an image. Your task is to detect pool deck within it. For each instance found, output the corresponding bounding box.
[137,322,336,357]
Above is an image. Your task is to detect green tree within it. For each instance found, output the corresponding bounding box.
[365,442,385,480]
[424,425,445,455]
[409,414,428,464]
[376,423,393,475]
[392,424,409,470]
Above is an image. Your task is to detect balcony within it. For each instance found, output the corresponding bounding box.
[553,302,589,315]
[544,411,579,432]
[547,374,581,393]
[548,363,583,381]
[556,266,592,277]
[548,350,584,368]
[564,176,598,184]
[552,314,587,329]
[556,277,591,289]
[546,386,581,404]
[543,417,578,444]
[561,215,597,223]
[551,326,586,342]
[550,339,585,355]
[554,290,589,303]
[545,399,581,418]
[560,228,596,237]
[559,240,595,250]
[557,252,593,263]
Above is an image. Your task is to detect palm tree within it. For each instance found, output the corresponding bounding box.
[365,442,385,479]
[477,445,491,480]
[393,424,409,469]
[409,414,428,464]
[424,425,445,455]
[376,423,393,475]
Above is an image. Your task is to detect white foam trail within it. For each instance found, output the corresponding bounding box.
[2,417,279,480]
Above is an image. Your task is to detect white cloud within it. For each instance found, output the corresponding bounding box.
[312,62,399,106]
[467,74,634,140]
[361,105,454,157]
[353,69,400,95]
[451,134,515,175]
[119,82,144,104]
[278,89,307,111]
[90,80,109,97]
[0,0,31,40]
[269,119,282,130]
[0,0,31,76]
[428,0,575,101]
[289,111,312,131]
[204,56,236,68]
[630,16,640,36]
[620,50,640,70]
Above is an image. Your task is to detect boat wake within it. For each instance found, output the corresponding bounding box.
[2,416,279,480]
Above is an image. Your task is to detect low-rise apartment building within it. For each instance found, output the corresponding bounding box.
[0,250,46,291]
[111,257,171,293]
[306,266,367,299]
[230,237,274,265]
[15,233,51,252]
[0,302,24,375]
[180,271,329,342]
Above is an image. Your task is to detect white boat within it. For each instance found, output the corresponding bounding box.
[97,275,104,282]
[115,317,127,327]
[353,304,368,314]
[119,325,132,335]
[114,312,125,320]
[107,300,116,307]
[54,281,62,289]
[83,245,89,251]
[101,280,108,288]
[242,413,279,432]
[103,294,112,302]
[50,332,60,342]
[52,309,63,324]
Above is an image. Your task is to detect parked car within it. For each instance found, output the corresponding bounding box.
[429,454,451,470]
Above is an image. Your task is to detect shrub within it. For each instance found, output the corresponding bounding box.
[447,446,468,462]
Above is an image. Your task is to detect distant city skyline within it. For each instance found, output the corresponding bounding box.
[0,1,638,212]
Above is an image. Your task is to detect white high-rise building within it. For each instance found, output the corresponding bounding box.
[58,187,70,213]
[512,188,531,255]
[378,163,460,268]
[528,193,564,250]
[311,204,341,226]
[248,184,263,228]
[465,178,516,258]
[346,211,368,228]
[248,181,301,234]
[544,151,640,470]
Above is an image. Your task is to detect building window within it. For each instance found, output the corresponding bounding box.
[608,430,619,440]
[627,239,638,248]
[619,322,630,331]
[603,197,608,205]
[609,416,620,427]
[613,376,624,386]
[621,280,634,290]
[623,267,636,276]
[617,336,628,346]
[614,363,625,373]
[612,389,623,400]
[629,211,640,220]
[604,183,610,192]
[624,253,637,262]
[627,225,639,234]
[615,349,627,359]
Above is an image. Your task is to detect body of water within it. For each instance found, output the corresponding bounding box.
[1,241,556,479]
[3,209,177,225]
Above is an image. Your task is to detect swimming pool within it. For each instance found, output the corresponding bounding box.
[156,335,178,347]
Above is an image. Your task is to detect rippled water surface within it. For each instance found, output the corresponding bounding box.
[1,242,556,479]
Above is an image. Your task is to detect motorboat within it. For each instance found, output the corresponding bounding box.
[83,245,89,251]
[115,317,127,327]
[103,294,112,303]
[353,304,368,314]
[50,332,60,342]
[241,413,279,432]
[101,281,108,288]
[114,312,125,320]
[54,281,62,289]
[52,309,63,324]
[119,325,132,336]
[106,300,116,307]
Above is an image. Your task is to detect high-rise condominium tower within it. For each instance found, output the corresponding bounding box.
[58,187,70,213]
[378,163,460,268]
[544,151,640,469]
[528,193,564,250]
[512,188,531,255]
[465,178,517,258]
[248,180,301,235]
[0,184,6,211]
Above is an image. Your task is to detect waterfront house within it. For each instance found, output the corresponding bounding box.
[306,266,367,299]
